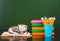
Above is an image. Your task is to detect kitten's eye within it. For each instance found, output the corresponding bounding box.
[25,26,26,28]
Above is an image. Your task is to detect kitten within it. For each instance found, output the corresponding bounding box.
[8,24,30,35]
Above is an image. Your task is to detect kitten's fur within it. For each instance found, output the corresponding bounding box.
[8,25,30,35]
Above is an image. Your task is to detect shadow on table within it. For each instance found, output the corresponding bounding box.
[1,36,54,41]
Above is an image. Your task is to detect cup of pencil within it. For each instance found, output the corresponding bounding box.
[41,16,56,37]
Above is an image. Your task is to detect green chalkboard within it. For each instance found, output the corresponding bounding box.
[0,0,60,34]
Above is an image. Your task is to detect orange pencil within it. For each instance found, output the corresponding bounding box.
[48,19,55,24]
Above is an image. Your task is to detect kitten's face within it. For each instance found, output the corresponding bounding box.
[18,24,27,32]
